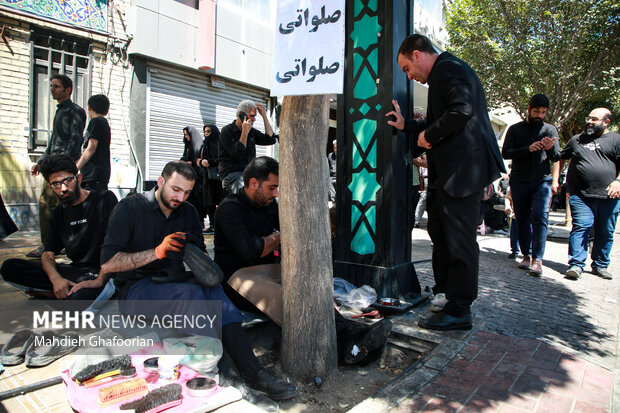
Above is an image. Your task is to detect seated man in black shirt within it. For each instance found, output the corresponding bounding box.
[214,156,280,310]
[1,154,117,302]
[93,160,296,402]
[215,157,392,365]
[218,100,278,194]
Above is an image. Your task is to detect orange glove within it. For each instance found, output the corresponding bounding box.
[155,232,186,259]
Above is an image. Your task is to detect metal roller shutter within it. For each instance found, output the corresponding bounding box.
[146,63,272,180]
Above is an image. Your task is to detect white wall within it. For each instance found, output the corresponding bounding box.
[127,0,276,89]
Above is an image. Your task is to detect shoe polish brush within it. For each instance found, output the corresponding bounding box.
[73,355,136,387]
[120,383,183,413]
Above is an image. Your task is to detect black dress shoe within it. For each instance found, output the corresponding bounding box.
[246,369,298,401]
[183,243,224,287]
[418,312,472,331]
[221,376,279,412]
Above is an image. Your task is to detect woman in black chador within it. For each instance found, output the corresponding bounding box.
[181,126,207,225]
[196,124,223,234]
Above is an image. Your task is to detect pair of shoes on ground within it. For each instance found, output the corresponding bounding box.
[507,252,518,260]
[517,256,543,277]
[565,266,613,280]
[0,328,79,367]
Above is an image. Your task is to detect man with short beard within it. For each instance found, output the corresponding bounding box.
[213,156,281,310]
[0,154,117,301]
[502,94,561,277]
[553,108,620,280]
[97,160,297,403]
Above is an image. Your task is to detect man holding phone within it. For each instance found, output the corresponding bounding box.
[218,100,278,194]
[501,94,561,277]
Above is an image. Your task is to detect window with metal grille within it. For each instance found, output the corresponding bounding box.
[29,30,92,151]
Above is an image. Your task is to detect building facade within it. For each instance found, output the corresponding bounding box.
[0,0,278,230]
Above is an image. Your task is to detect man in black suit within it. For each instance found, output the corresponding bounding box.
[386,34,505,330]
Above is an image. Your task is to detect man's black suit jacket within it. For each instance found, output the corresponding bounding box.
[405,52,505,198]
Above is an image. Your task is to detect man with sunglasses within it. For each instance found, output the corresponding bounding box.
[553,108,620,280]
[1,154,117,302]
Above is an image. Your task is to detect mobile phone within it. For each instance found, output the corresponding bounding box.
[239,111,248,122]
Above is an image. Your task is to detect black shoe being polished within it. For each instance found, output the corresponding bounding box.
[418,312,472,331]
[246,369,298,401]
[220,376,279,412]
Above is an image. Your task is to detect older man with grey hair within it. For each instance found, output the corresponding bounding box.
[218,100,278,194]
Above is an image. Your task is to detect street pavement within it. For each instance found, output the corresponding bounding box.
[0,210,617,412]
[379,210,619,412]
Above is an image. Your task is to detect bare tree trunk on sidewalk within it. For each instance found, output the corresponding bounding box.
[279,94,337,381]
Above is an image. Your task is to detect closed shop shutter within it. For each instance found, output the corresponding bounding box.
[146,63,272,180]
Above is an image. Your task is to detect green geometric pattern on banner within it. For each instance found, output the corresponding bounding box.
[353,53,364,78]
[353,66,377,100]
[352,118,376,168]
[0,0,108,33]
[348,168,380,207]
[366,205,376,233]
[368,48,378,73]
[351,214,374,255]
[359,102,370,116]
[348,0,382,256]
[351,204,362,231]
[350,14,381,51]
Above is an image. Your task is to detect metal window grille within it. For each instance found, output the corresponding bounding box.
[28,30,92,151]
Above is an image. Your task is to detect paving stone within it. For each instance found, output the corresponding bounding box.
[500,393,540,411]
[460,397,501,413]
[536,392,575,412]
[573,400,610,413]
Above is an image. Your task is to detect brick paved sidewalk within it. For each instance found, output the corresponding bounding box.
[397,330,613,413]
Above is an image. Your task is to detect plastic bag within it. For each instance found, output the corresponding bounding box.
[333,277,377,310]
[163,336,222,374]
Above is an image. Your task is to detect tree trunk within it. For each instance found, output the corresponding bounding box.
[279,94,337,381]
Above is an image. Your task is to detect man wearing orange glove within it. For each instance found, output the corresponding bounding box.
[95,160,297,404]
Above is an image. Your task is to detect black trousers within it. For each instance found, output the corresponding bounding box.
[0,258,104,301]
[426,187,482,316]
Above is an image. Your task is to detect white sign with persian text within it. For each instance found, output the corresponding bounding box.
[271,0,345,96]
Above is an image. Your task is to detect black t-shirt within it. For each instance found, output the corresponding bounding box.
[81,116,111,184]
[501,120,561,183]
[44,190,118,268]
[213,190,279,280]
[101,188,205,299]
[561,131,620,198]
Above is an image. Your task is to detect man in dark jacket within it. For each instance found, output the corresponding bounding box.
[386,34,505,331]
[502,94,560,276]
[29,74,86,257]
[218,100,277,194]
